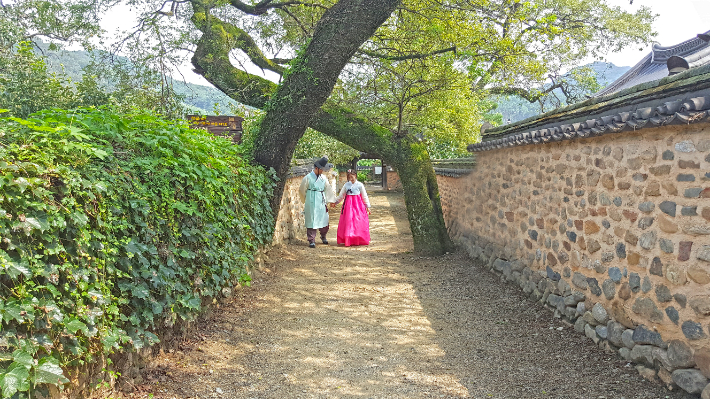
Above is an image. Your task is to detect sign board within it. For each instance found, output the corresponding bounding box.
[187,115,244,143]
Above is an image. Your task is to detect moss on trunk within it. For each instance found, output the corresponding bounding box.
[190,2,454,255]
[389,138,453,255]
[312,108,452,255]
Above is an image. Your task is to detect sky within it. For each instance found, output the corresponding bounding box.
[600,0,710,67]
[99,0,710,86]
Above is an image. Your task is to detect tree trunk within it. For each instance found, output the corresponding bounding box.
[251,0,400,211]
[389,138,453,255]
[311,108,453,255]
[190,4,454,255]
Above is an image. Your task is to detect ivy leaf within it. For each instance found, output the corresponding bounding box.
[182,295,200,310]
[131,284,150,299]
[30,334,53,350]
[69,212,88,227]
[0,362,30,398]
[12,349,36,368]
[46,304,63,323]
[34,357,69,385]
[0,251,31,279]
[14,177,30,193]
[87,288,104,303]
[3,260,31,279]
[90,148,108,160]
[2,302,23,323]
[64,319,88,335]
[124,239,142,254]
[93,181,107,192]
[24,217,49,232]
[151,301,163,316]
[143,331,159,346]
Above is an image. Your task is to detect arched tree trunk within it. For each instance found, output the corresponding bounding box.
[190,4,453,255]
[311,109,453,255]
[251,0,400,211]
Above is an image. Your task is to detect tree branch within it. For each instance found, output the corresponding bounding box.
[191,5,285,76]
[191,6,278,108]
[279,6,309,36]
[229,0,327,15]
[489,81,564,103]
[357,46,456,61]
[270,57,293,64]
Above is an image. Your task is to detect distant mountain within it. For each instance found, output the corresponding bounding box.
[493,62,631,124]
[34,44,632,124]
[37,43,241,115]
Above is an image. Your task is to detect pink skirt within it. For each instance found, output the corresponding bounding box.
[337,195,370,246]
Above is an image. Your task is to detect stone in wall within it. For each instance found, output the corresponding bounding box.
[436,123,710,398]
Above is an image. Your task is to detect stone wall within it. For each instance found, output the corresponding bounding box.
[273,175,307,246]
[437,123,710,397]
[273,170,338,245]
[386,170,403,191]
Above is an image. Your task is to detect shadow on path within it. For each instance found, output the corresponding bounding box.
[130,191,693,399]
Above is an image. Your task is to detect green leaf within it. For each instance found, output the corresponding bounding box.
[0,362,30,398]
[24,217,49,232]
[93,181,107,192]
[91,148,108,159]
[34,357,69,385]
[131,284,150,299]
[0,251,30,279]
[185,296,200,310]
[87,289,104,303]
[14,178,30,193]
[2,302,23,323]
[69,212,88,227]
[3,260,31,279]
[64,319,88,335]
[124,239,142,254]
[12,350,36,368]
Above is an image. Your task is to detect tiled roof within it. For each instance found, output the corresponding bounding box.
[468,64,710,153]
[595,31,710,97]
[432,158,477,177]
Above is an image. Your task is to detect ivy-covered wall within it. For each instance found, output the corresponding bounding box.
[437,122,710,397]
[0,109,276,398]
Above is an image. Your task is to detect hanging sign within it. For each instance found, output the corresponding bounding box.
[187,115,244,143]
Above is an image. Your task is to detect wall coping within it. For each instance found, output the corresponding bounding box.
[469,64,710,152]
[433,168,474,177]
[431,157,477,178]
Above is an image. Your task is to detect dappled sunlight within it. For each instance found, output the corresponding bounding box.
[136,190,472,398]
[111,192,691,399]
[134,189,683,399]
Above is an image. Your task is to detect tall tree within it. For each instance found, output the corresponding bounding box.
[0,0,111,50]
[117,0,652,255]
[14,0,654,254]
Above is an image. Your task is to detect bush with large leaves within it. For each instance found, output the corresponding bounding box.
[0,108,275,398]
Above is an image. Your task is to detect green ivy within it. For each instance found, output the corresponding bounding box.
[0,108,275,398]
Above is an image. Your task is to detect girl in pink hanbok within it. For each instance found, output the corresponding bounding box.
[334,170,371,246]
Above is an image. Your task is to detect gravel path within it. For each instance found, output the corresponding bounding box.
[122,190,693,399]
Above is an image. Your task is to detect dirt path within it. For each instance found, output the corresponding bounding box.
[123,190,692,399]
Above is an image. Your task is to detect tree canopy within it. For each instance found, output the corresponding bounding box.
[1,0,657,255]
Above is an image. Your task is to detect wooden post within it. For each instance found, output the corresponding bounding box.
[382,160,388,190]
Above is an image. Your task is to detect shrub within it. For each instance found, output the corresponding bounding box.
[0,108,275,398]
